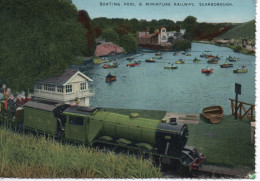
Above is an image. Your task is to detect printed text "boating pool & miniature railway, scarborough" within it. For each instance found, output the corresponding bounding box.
[99,2,233,7]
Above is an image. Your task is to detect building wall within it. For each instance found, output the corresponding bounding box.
[158,28,168,44]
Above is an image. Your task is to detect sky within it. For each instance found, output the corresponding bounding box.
[72,0,256,23]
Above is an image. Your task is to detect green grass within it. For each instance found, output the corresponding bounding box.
[226,45,255,55]
[187,116,255,169]
[0,128,162,178]
[216,20,255,41]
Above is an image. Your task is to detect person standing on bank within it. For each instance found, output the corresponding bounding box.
[71,97,80,106]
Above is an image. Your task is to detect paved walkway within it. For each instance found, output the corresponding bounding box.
[163,112,200,124]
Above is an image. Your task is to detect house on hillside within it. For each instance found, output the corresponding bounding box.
[32,69,94,106]
[137,27,184,47]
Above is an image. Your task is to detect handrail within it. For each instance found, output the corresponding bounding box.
[229,98,255,106]
[229,98,255,121]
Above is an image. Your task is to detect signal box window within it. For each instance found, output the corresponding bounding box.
[69,116,84,126]
[66,84,72,93]
[57,86,64,93]
[80,82,87,91]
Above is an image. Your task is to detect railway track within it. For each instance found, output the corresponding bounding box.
[163,164,253,178]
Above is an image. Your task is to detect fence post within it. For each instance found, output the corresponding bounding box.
[235,83,241,120]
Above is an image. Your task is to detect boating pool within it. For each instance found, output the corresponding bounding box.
[74,43,255,115]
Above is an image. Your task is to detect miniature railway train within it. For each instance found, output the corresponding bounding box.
[0,100,205,172]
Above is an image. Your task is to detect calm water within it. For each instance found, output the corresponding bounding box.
[76,43,255,115]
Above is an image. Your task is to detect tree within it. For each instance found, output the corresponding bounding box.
[149,26,155,34]
[78,10,96,55]
[0,0,87,92]
[173,40,191,50]
[95,26,103,38]
[120,34,137,53]
[101,29,120,44]
[183,16,197,40]
[183,16,197,24]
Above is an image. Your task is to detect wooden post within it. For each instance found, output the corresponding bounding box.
[251,122,255,144]
[235,83,241,120]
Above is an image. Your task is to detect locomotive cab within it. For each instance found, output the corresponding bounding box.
[62,106,100,144]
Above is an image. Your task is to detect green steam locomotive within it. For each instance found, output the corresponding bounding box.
[0,99,205,172]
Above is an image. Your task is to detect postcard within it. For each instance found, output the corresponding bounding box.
[0,0,257,179]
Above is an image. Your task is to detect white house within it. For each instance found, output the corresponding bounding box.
[158,27,168,44]
[33,69,94,106]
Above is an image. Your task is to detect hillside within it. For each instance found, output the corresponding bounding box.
[216,20,255,41]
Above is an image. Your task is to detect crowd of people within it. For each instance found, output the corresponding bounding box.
[0,84,32,119]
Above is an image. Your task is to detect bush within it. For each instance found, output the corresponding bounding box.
[233,45,242,52]
[173,40,191,50]
[120,34,137,53]
[101,29,120,45]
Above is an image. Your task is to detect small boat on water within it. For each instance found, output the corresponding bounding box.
[226,56,238,62]
[207,59,218,64]
[206,55,215,58]
[220,63,233,68]
[106,74,116,82]
[213,56,221,60]
[145,59,155,63]
[126,57,134,61]
[186,53,192,56]
[202,68,213,74]
[233,67,248,73]
[193,58,201,63]
[201,106,224,124]
[175,59,185,64]
[93,57,108,64]
[127,61,140,67]
[155,52,162,56]
[164,66,178,69]
[103,63,118,69]
[152,56,162,59]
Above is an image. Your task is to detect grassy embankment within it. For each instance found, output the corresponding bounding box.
[193,40,255,56]
[215,19,255,55]
[107,108,255,169]
[217,20,255,42]
[0,128,162,178]
[225,45,255,55]
[1,108,254,177]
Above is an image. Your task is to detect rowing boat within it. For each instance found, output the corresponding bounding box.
[175,59,185,64]
[103,64,118,69]
[233,69,248,73]
[201,106,224,124]
[220,64,233,68]
[164,66,178,69]
[106,75,116,82]
[202,69,213,74]
[145,59,155,63]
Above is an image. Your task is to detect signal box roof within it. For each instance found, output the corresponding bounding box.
[63,106,98,115]
[24,100,61,112]
[37,69,93,86]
